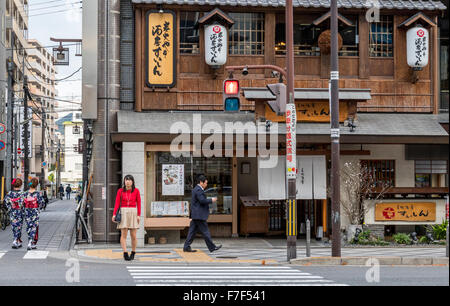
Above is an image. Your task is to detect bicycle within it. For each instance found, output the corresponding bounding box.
[0,201,10,231]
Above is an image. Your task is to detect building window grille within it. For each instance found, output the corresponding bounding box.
[229,13,265,55]
[369,15,393,57]
[179,11,200,54]
[360,160,395,187]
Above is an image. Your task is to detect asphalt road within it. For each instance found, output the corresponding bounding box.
[0,250,448,286]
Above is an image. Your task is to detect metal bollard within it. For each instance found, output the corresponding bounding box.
[306,219,311,257]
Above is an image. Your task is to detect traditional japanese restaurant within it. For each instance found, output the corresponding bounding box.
[112,0,449,246]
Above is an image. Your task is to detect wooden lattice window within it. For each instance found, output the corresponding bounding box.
[369,15,393,57]
[179,11,200,54]
[360,160,396,187]
[229,13,265,55]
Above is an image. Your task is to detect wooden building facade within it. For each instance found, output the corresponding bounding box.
[112,0,449,245]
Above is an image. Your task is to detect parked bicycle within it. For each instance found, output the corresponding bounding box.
[0,200,10,230]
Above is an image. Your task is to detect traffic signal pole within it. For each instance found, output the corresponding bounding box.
[225,0,297,261]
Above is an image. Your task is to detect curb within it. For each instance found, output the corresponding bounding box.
[290,256,449,266]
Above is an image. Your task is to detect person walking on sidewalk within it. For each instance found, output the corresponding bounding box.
[183,174,222,253]
[112,175,141,261]
[66,185,72,200]
[59,185,64,200]
[23,178,45,250]
[4,178,25,249]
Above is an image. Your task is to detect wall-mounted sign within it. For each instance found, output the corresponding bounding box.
[265,101,349,123]
[151,201,189,217]
[162,164,184,196]
[375,202,436,222]
[407,26,429,69]
[0,140,5,152]
[286,104,297,179]
[146,11,176,88]
[0,123,5,134]
[205,24,227,66]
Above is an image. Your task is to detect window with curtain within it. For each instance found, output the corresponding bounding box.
[179,11,200,54]
[228,12,265,55]
[415,160,448,188]
[369,15,393,57]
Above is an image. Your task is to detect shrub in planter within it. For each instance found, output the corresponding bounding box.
[393,233,412,245]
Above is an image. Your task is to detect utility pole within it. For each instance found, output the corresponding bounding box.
[330,0,341,257]
[41,107,46,189]
[56,139,61,192]
[23,76,30,189]
[285,0,297,261]
[6,33,15,192]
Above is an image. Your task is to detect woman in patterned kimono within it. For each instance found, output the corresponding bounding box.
[23,178,45,250]
[4,178,24,249]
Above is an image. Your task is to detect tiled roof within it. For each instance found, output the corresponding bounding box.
[131,0,447,11]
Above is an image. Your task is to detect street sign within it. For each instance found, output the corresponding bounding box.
[286,103,297,179]
[18,148,22,155]
[0,123,5,134]
[0,140,5,151]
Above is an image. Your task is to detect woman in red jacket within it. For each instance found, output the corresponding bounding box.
[112,175,141,261]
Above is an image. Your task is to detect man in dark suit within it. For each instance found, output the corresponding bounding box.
[183,175,222,253]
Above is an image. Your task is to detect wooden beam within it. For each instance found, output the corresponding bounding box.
[397,12,437,28]
[358,14,369,79]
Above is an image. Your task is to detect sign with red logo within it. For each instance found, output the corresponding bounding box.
[205,24,227,66]
[375,202,436,222]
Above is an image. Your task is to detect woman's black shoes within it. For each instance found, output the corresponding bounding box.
[130,251,136,260]
[123,252,131,261]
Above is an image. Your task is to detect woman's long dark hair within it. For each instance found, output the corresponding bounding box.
[122,175,135,193]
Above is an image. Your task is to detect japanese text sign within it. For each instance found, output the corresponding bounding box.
[407,26,429,68]
[286,104,297,179]
[205,24,227,66]
[375,202,436,222]
[147,11,176,87]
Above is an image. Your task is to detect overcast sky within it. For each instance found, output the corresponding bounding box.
[28,0,82,117]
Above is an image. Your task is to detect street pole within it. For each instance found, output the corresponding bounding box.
[23,76,30,189]
[41,107,46,190]
[330,0,341,257]
[6,55,15,191]
[6,31,17,191]
[286,0,297,261]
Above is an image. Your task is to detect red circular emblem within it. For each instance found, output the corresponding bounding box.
[382,207,395,220]
[213,26,221,34]
[417,29,425,38]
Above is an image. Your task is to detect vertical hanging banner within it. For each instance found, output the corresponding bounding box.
[286,104,297,179]
[147,11,176,88]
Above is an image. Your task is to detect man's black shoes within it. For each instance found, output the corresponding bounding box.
[210,245,222,253]
[183,247,197,253]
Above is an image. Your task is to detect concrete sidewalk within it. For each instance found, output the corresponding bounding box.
[0,199,77,251]
[73,237,448,265]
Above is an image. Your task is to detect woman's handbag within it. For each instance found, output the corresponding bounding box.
[115,190,122,223]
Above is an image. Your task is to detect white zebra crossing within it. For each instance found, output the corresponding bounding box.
[127,265,348,286]
[0,250,49,260]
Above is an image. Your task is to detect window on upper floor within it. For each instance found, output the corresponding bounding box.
[361,160,396,187]
[415,160,448,188]
[229,12,264,55]
[179,11,200,54]
[369,15,393,57]
[275,14,358,56]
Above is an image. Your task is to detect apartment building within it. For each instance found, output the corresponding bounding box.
[27,39,59,189]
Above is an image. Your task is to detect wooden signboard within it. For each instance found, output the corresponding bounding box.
[265,101,348,123]
[375,202,436,222]
[146,11,176,88]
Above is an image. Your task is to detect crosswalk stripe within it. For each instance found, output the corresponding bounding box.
[23,251,49,259]
[126,265,348,286]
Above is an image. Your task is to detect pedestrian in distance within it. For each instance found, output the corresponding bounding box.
[4,178,24,249]
[23,178,46,250]
[59,184,64,200]
[42,188,49,211]
[112,175,142,261]
[183,174,222,253]
[66,185,72,200]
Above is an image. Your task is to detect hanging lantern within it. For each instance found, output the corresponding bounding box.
[204,24,228,66]
[407,26,429,69]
